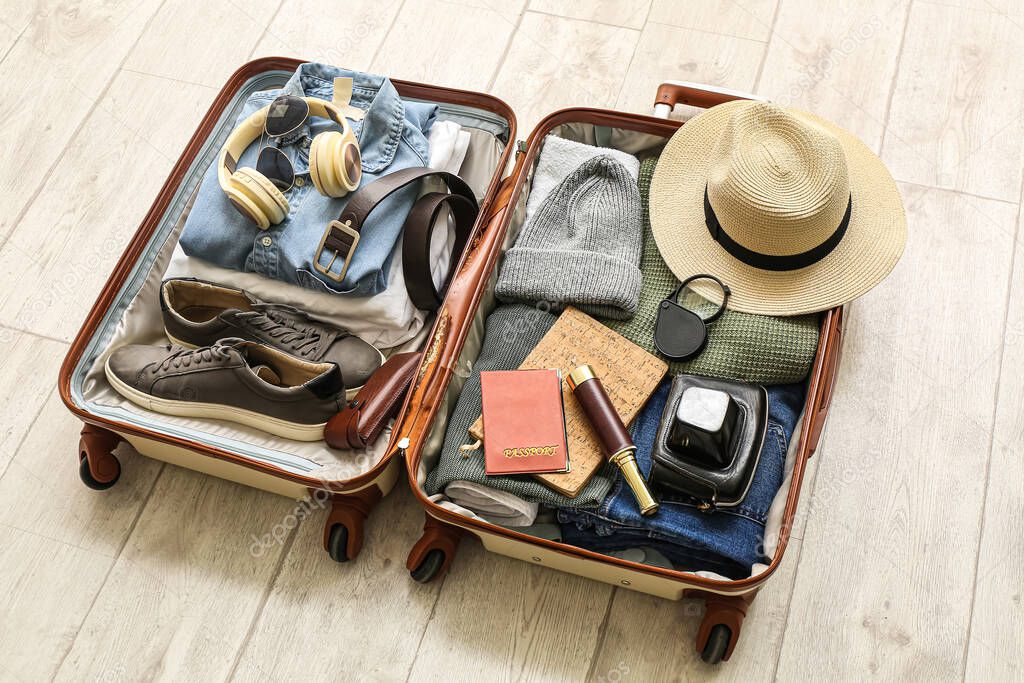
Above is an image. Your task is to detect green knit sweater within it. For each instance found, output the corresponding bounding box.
[602,156,819,385]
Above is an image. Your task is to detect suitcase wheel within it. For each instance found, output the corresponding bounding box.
[700,624,731,665]
[326,523,350,563]
[695,594,749,664]
[405,513,460,583]
[78,454,121,491]
[409,549,446,583]
[77,424,122,491]
[321,488,383,563]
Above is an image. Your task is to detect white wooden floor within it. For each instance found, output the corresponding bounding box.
[1,0,1021,680]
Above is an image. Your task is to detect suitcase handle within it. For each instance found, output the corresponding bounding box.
[652,81,767,118]
[807,308,843,456]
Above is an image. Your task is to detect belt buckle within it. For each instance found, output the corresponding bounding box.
[314,219,360,283]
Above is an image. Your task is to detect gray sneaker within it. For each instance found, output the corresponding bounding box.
[105,339,345,441]
[159,278,384,394]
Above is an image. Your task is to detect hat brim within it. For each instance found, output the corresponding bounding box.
[649,100,907,316]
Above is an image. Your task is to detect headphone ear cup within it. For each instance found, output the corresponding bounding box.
[307,131,327,196]
[225,183,270,229]
[310,131,357,197]
[310,131,340,197]
[231,168,289,225]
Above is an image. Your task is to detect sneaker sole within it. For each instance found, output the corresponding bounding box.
[105,358,328,442]
[164,328,379,401]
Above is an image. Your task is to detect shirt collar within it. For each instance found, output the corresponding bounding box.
[280,63,404,173]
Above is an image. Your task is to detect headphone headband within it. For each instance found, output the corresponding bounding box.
[217,97,350,192]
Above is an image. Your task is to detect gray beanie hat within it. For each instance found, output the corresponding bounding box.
[496,155,643,320]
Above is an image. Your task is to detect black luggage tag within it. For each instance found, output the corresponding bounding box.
[653,275,730,362]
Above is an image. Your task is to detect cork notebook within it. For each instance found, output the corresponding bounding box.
[469,307,667,497]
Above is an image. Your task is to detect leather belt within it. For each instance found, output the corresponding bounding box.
[314,168,479,311]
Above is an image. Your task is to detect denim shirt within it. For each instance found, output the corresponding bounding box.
[179,63,437,295]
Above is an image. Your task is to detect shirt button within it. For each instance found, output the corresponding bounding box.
[294,176,306,187]
[261,236,273,247]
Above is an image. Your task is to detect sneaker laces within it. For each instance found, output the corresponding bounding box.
[155,342,235,372]
[235,305,338,358]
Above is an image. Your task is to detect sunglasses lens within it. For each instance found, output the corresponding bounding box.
[343,144,361,186]
[257,146,294,191]
[265,95,309,137]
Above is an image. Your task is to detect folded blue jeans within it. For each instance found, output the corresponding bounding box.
[558,379,805,579]
[180,62,437,295]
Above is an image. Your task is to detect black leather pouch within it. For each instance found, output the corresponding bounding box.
[649,374,768,511]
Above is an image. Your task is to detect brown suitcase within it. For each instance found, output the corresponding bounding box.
[60,63,843,665]
[59,57,516,563]
[395,82,845,665]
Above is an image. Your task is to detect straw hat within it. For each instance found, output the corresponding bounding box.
[649,100,906,316]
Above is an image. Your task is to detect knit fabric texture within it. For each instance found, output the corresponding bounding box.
[426,304,616,508]
[602,156,821,385]
[496,155,643,320]
[524,135,641,222]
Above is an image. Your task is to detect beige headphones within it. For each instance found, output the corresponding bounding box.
[217,97,361,229]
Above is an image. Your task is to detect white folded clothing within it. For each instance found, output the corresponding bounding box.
[165,227,450,350]
[525,135,641,224]
[444,480,539,527]
[429,120,473,174]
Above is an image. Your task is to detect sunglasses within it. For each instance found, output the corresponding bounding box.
[255,95,360,193]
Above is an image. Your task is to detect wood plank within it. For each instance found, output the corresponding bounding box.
[922,0,1024,14]
[230,490,440,680]
[490,12,640,135]
[529,0,651,29]
[881,1,1024,201]
[0,70,216,341]
[647,0,779,41]
[53,465,297,681]
[248,0,405,72]
[775,184,1017,679]
[447,0,527,27]
[407,538,614,682]
[0,526,128,683]
[590,539,806,680]
[123,0,278,88]
[615,21,765,116]
[371,0,519,91]
[963,230,1024,680]
[0,395,163,556]
[0,21,17,63]
[105,70,220,155]
[757,0,908,151]
[0,330,67,477]
[0,4,34,36]
[0,393,163,681]
[0,0,163,242]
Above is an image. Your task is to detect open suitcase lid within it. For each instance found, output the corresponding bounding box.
[58,57,519,492]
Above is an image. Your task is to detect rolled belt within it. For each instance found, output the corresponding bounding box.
[315,167,480,310]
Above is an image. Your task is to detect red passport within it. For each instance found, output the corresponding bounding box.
[479,369,569,476]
